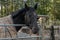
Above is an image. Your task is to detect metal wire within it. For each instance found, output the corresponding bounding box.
[0,24,26,26]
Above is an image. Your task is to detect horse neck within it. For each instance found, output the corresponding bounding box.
[11,9,26,32]
[11,9,26,24]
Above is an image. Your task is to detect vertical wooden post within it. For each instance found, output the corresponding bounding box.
[50,25,55,40]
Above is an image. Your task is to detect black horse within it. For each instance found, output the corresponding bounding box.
[11,3,39,34]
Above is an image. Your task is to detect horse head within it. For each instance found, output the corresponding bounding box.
[11,3,39,34]
[24,3,39,34]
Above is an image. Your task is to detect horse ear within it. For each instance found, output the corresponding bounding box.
[34,3,38,10]
[25,3,28,8]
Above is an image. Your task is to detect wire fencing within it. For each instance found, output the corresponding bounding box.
[0,23,42,40]
[0,19,59,40]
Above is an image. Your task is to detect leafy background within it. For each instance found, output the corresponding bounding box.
[0,0,60,25]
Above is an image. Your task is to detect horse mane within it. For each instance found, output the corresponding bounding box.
[11,8,26,18]
[11,8,27,32]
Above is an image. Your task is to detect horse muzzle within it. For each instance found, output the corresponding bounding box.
[32,27,39,34]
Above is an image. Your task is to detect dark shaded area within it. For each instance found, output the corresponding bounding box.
[50,25,55,40]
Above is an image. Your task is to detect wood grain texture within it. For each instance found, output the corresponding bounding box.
[0,15,17,38]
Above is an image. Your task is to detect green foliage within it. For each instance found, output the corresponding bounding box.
[53,0,60,20]
[0,0,60,21]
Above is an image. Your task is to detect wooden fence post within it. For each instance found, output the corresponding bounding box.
[50,25,55,40]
